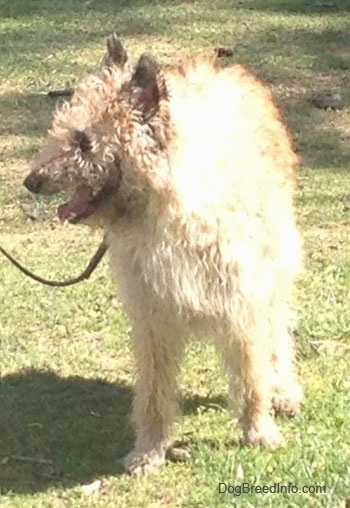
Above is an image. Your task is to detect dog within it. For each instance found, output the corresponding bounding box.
[23,38,303,475]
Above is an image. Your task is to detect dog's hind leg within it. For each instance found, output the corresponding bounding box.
[218,309,284,449]
[269,300,303,416]
[124,316,184,476]
[239,329,284,449]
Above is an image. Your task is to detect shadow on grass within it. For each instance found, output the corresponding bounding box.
[0,0,179,76]
[0,369,226,494]
[3,0,350,18]
[239,0,350,14]
[1,0,172,17]
[0,93,54,140]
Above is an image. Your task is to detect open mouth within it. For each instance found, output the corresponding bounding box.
[58,184,112,224]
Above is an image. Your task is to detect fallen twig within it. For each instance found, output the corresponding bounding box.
[47,87,75,98]
[10,455,54,465]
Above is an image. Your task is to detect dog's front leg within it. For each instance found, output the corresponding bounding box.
[124,318,184,476]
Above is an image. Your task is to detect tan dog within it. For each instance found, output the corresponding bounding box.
[24,38,302,475]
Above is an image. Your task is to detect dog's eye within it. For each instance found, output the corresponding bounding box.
[74,130,92,153]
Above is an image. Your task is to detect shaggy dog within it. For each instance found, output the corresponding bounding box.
[24,38,302,475]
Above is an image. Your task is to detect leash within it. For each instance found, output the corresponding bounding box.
[0,235,108,287]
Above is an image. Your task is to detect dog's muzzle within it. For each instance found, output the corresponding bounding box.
[24,172,62,196]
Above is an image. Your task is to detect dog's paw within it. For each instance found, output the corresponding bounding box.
[243,414,284,449]
[272,383,303,417]
[166,440,191,462]
[124,449,166,476]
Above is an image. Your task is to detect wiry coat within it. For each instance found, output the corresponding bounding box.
[24,40,303,475]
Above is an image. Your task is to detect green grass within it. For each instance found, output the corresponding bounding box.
[0,1,350,506]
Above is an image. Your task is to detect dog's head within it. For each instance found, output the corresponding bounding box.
[23,37,172,227]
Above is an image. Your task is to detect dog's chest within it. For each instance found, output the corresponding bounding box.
[107,222,209,315]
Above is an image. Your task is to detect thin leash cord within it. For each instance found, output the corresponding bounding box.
[0,236,108,287]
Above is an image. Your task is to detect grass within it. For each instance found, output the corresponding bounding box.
[0,0,349,506]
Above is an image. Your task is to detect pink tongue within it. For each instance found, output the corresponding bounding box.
[58,185,94,221]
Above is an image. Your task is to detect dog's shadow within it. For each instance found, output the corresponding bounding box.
[0,369,226,494]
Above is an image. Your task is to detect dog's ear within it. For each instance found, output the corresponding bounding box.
[104,35,128,68]
[74,130,92,153]
[133,53,160,88]
[132,53,165,116]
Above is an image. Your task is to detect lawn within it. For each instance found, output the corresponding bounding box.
[0,1,349,507]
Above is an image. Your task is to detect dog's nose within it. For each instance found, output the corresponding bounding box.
[23,172,43,194]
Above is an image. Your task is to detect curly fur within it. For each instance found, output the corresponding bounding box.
[24,40,303,475]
